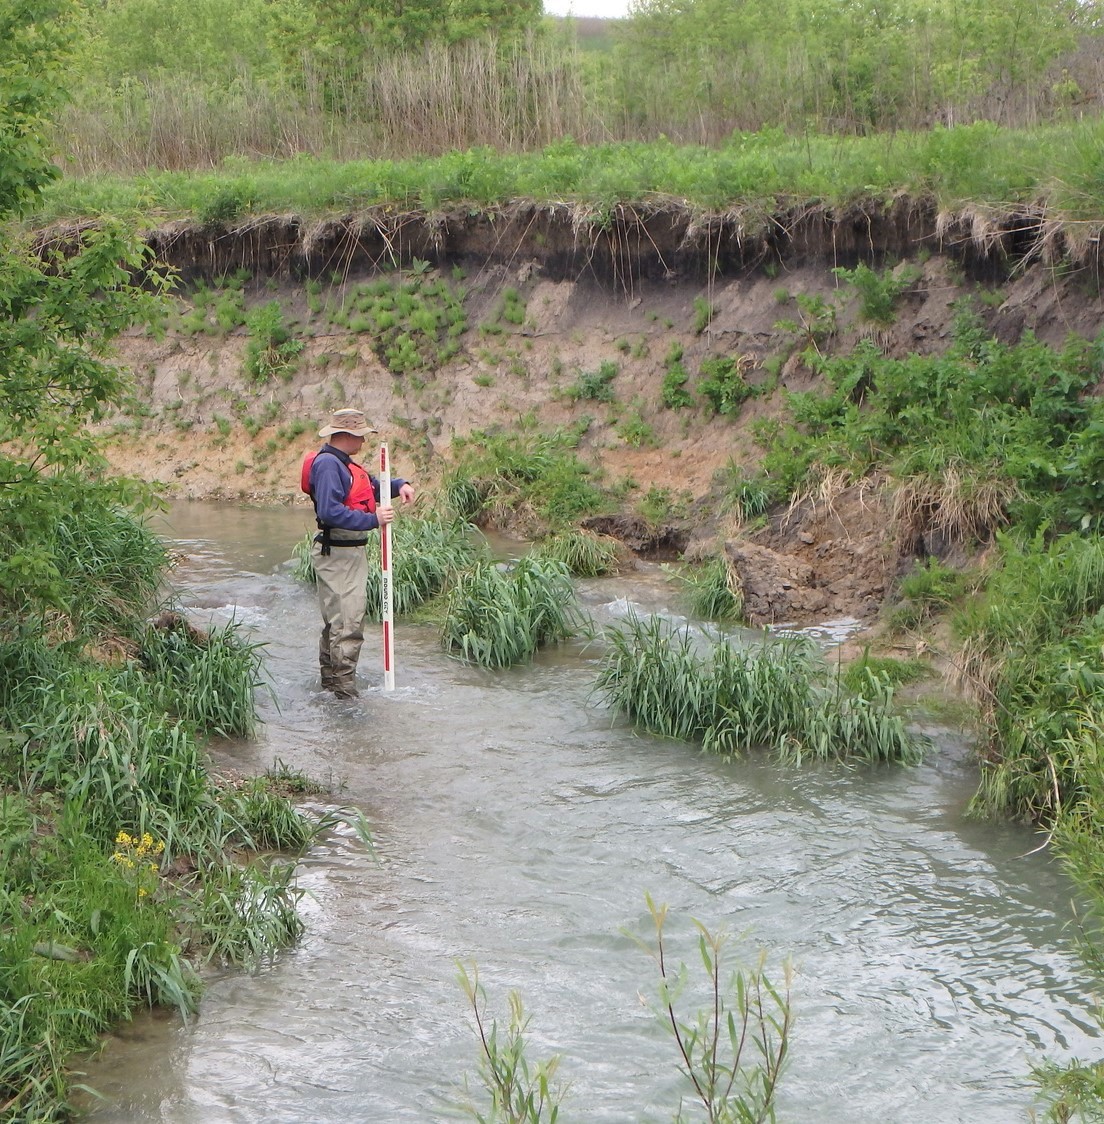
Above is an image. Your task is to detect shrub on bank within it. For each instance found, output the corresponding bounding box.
[442,424,610,531]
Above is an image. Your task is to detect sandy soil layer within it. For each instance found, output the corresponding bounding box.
[98,232,1102,628]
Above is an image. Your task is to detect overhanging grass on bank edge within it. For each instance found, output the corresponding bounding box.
[30,121,1104,226]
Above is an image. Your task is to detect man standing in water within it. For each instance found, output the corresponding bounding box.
[304,408,415,698]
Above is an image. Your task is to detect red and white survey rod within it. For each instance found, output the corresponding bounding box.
[379,442,395,692]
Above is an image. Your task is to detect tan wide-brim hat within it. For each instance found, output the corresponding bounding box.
[318,408,378,438]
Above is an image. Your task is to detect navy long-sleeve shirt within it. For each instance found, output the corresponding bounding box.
[309,445,407,532]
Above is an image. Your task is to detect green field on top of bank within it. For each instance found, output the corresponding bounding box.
[28,123,1104,227]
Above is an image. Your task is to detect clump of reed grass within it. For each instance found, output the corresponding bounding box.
[136,614,265,738]
[364,516,480,618]
[681,556,744,623]
[219,778,315,852]
[841,651,929,694]
[597,613,924,765]
[177,859,305,968]
[291,531,316,582]
[0,628,307,861]
[0,994,69,1122]
[6,653,209,840]
[292,518,479,617]
[53,504,167,638]
[775,668,918,766]
[531,528,623,577]
[441,557,584,668]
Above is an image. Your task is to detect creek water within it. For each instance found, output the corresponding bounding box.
[81,501,1099,1123]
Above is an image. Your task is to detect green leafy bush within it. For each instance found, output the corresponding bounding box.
[567,359,618,402]
[698,354,754,416]
[774,293,838,356]
[692,296,715,334]
[661,342,693,409]
[833,263,918,326]
[616,405,656,447]
[344,276,466,374]
[243,300,303,383]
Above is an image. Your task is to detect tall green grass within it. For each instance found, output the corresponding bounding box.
[0,494,166,644]
[597,614,923,765]
[176,859,305,968]
[441,557,584,668]
[958,534,1104,825]
[443,425,608,531]
[681,556,745,623]
[292,517,480,615]
[0,495,342,1117]
[0,823,199,1120]
[531,528,623,576]
[136,616,265,737]
[36,121,1104,223]
[53,505,168,638]
[365,517,481,618]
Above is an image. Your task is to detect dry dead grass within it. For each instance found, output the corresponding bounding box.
[891,466,1018,552]
[784,464,854,527]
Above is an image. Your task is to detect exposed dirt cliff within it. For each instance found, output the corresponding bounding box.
[91,201,1104,630]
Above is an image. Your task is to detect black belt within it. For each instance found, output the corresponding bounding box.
[314,529,368,556]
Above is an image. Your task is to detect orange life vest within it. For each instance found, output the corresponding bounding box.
[300,449,377,516]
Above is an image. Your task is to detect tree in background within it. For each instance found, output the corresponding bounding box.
[73,0,280,85]
[615,0,1094,134]
[47,0,1104,167]
[72,0,543,86]
[0,0,167,630]
[292,0,541,55]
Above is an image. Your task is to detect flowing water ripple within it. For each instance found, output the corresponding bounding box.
[78,502,1102,1124]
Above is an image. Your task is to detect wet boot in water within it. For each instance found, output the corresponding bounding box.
[332,672,359,699]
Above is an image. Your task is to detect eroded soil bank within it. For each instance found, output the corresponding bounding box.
[96,201,1104,631]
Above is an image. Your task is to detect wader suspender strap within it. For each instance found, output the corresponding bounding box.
[310,449,369,555]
